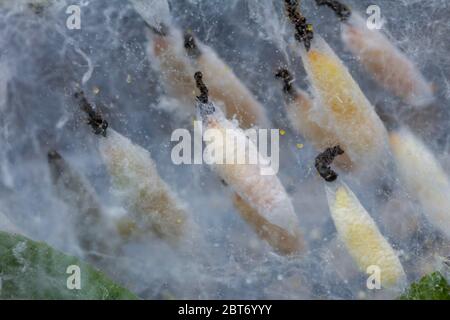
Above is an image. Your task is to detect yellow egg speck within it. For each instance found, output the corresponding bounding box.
[280,129,286,136]
[296,143,304,149]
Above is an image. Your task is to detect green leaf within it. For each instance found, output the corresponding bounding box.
[0,231,138,300]
[399,272,450,300]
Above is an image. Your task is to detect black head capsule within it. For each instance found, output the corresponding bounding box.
[74,91,109,137]
[284,0,314,51]
[315,146,344,182]
[275,68,297,98]
[194,72,215,118]
[184,31,202,59]
[315,0,352,22]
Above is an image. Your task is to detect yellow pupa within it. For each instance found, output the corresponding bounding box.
[299,35,389,171]
[199,104,304,254]
[342,13,434,107]
[325,181,406,289]
[389,128,450,238]
[99,128,188,244]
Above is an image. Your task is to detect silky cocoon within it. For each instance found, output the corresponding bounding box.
[198,101,304,254]
[299,35,390,171]
[150,29,269,128]
[98,129,188,244]
[390,128,450,238]
[341,13,434,107]
[325,180,406,289]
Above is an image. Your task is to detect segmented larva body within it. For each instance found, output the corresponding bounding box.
[199,105,304,254]
[194,44,270,128]
[341,13,434,107]
[151,31,269,129]
[299,35,389,170]
[98,129,187,243]
[325,181,406,289]
[285,89,352,168]
[389,128,450,238]
[47,151,117,258]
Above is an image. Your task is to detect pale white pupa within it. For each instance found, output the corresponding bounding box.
[389,128,450,238]
[148,29,270,128]
[195,73,305,254]
[341,12,434,107]
[325,180,406,289]
[185,33,270,129]
[76,91,189,245]
[98,128,188,244]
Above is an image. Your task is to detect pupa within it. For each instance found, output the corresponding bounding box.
[74,91,188,245]
[389,128,450,238]
[275,68,352,169]
[184,32,270,128]
[194,72,305,254]
[47,150,118,260]
[284,0,389,172]
[316,146,406,289]
[315,0,434,107]
[131,1,270,128]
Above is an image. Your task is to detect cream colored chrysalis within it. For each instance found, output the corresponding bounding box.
[314,1,433,106]
[389,128,450,238]
[75,91,188,244]
[148,28,270,128]
[184,33,270,128]
[315,147,406,289]
[194,72,305,254]
[132,0,270,129]
[338,11,434,107]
